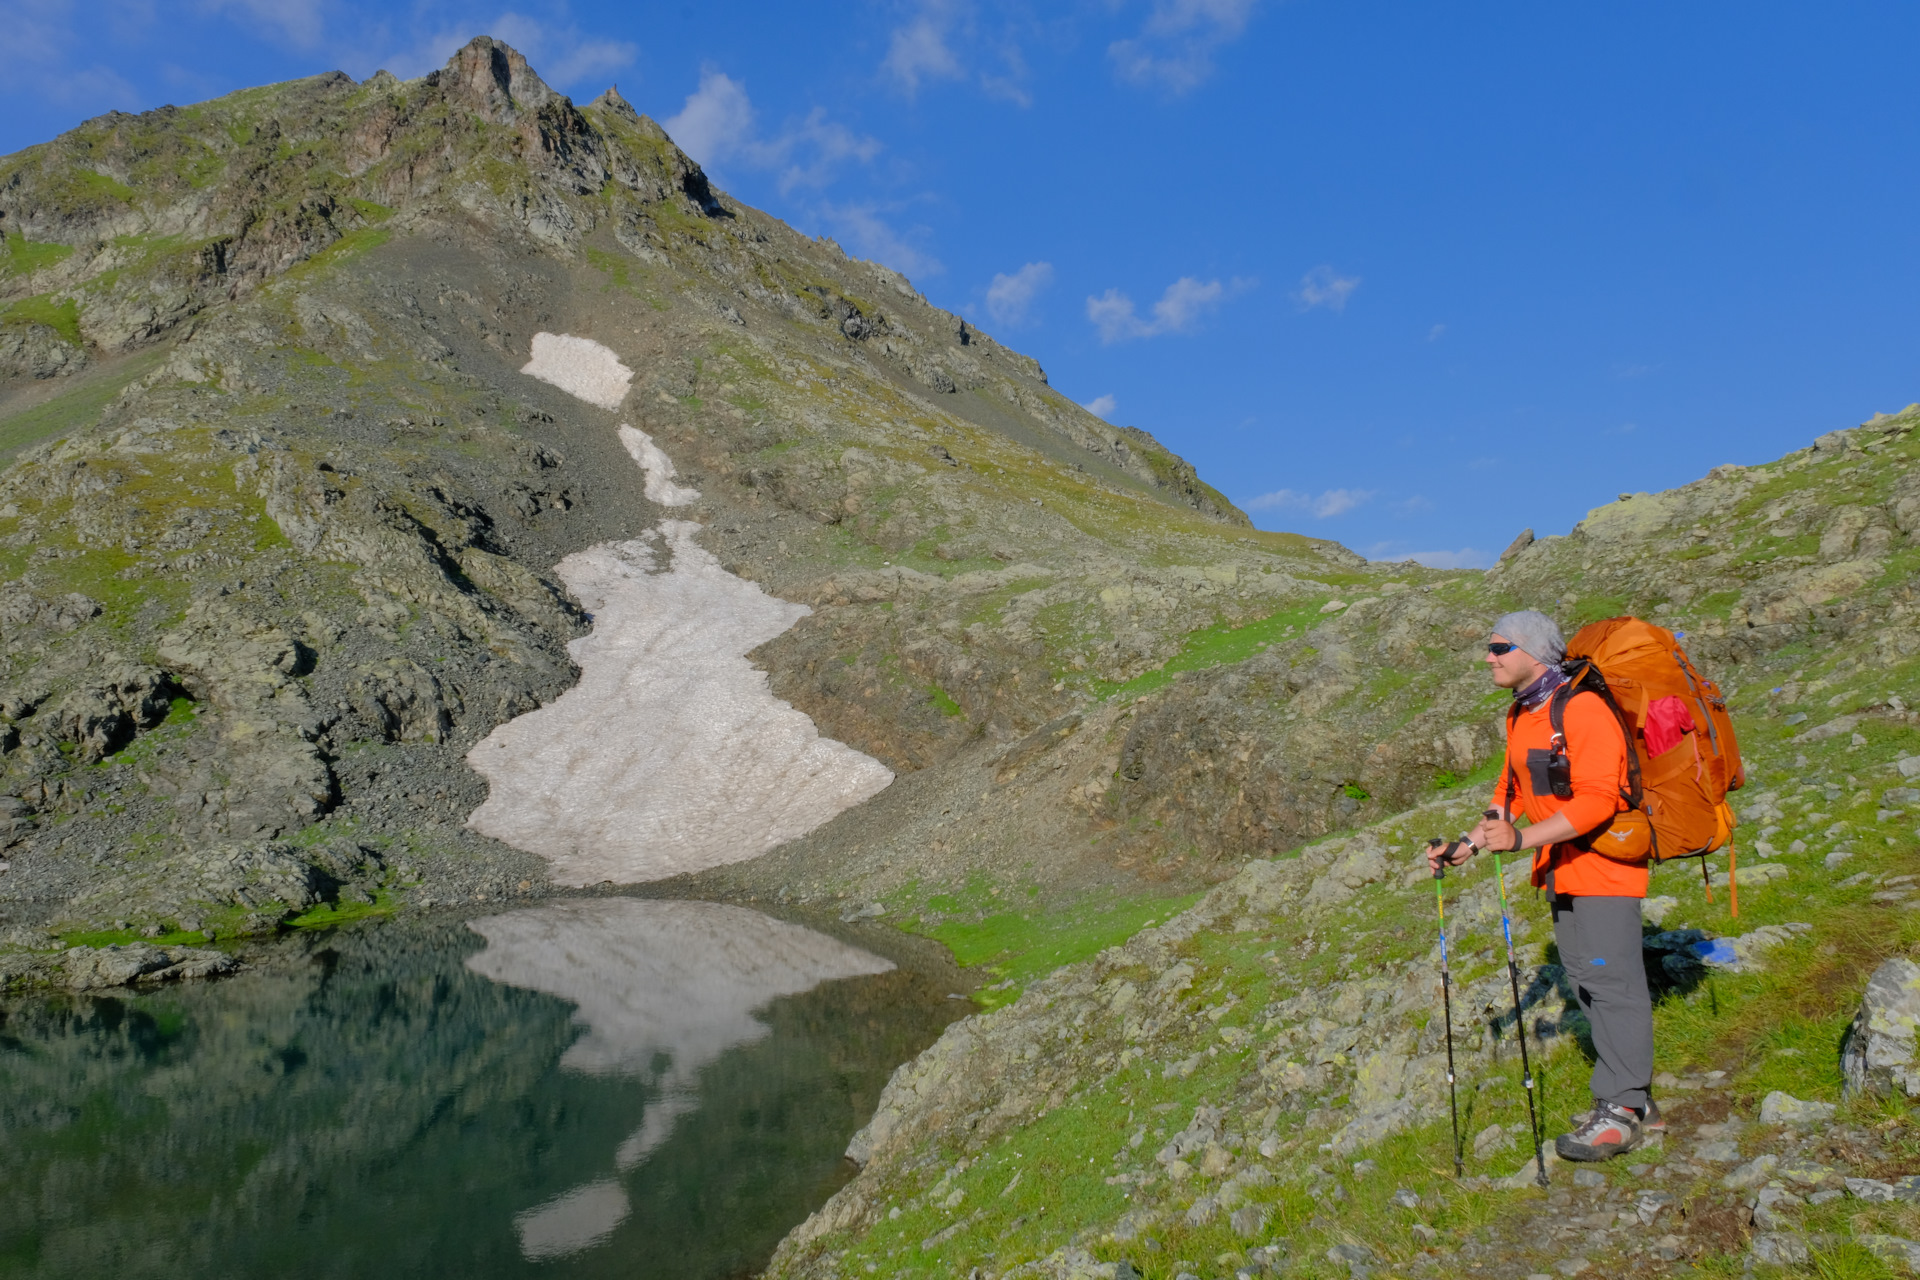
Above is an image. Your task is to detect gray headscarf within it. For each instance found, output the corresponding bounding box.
[1492,610,1566,667]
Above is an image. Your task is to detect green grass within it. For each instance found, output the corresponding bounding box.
[927,684,964,717]
[1089,600,1330,701]
[908,882,1202,1011]
[286,893,396,930]
[1,293,82,345]
[0,348,167,460]
[2,234,74,278]
[1809,1242,1898,1280]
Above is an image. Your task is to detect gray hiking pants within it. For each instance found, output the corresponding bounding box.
[1548,882,1653,1113]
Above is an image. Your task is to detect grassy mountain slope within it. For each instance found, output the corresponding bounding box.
[761,410,1920,1278]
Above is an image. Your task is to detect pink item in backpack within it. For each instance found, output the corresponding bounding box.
[1642,695,1696,756]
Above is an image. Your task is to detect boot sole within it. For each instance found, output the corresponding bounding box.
[1555,1132,1642,1162]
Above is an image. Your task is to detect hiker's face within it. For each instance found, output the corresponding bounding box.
[1485,634,1547,690]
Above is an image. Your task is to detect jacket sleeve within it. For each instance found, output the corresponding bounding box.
[1558,692,1629,836]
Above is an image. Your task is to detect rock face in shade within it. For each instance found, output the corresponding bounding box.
[463,333,894,887]
[464,898,895,1259]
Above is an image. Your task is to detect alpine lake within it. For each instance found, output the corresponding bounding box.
[0,898,969,1278]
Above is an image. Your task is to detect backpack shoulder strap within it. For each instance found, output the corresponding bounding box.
[1555,662,1645,809]
[1504,700,1521,813]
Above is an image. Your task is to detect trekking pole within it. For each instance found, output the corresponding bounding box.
[1481,812,1550,1188]
[1426,839,1464,1176]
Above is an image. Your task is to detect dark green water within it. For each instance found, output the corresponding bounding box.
[0,899,965,1279]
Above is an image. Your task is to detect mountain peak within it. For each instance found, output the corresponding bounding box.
[425,35,557,124]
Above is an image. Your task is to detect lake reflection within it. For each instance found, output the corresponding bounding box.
[463,900,895,1260]
[0,901,961,1280]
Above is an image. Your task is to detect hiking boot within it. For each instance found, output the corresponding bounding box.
[1568,1098,1663,1134]
[1556,1101,1643,1162]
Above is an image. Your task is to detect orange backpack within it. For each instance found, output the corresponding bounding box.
[1559,617,1747,910]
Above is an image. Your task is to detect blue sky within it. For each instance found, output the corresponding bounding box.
[6,2,1918,567]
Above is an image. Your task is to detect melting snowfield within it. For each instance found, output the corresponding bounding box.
[465,899,894,1259]
[469,335,893,885]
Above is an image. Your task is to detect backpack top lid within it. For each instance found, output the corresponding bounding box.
[1564,616,1699,729]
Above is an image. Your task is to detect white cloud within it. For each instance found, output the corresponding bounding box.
[883,0,966,94]
[1245,488,1375,518]
[770,108,883,192]
[1426,323,1446,342]
[662,70,879,193]
[985,261,1053,325]
[199,0,327,49]
[1088,275,1249,343]
[1296,265,1360,312]
[879,0,1033,105]
[1399,548,1493,570]
[1391,495,1436,516]
[1110,0,1258,94]
[1084,394,1118,419]
[662,69,757,166]
[817,203,943,278]
[0,0,144,108]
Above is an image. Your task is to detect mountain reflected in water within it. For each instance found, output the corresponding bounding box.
[0,901,962,1280]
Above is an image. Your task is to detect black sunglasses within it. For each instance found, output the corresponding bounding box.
[1487,642,1519,655]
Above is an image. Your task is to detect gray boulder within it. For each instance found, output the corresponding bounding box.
[1841,958,1920,1098]
[63,942,240,989]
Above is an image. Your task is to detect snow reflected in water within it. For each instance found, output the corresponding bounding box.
[464,899,894,1261]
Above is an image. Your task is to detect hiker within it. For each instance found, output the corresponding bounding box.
[1427,610,1658,1162]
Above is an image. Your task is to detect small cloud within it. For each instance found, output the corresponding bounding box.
[1426,323,1447,342]
[663,68,880,192]
[1608,422,1638,435]
[1401,548,1492,570]
[1110,0,1259,95]
[770,108,884,192]
[817,203,943,278]
[1244,488,1375,518]
[880,0,1031,104]
[1392,495,1436,516]
[200,0,327,49]
[883,0,966,94]
[1088,275,1248,343]
[1295,265,1359,312]
[1084,394,1118,419]
[985,261,1054,326]
[1365,542,1491,569]
[1614,362,1659,379]
[662,69,757,167]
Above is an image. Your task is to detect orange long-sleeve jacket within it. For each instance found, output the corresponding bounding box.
[1491,688,1649,898]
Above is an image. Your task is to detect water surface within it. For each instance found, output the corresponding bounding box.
[0,899,963,1279]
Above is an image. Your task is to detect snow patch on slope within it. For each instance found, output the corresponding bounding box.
[521,331,633,409]
[467,333,894,885]
[618,424,699,506]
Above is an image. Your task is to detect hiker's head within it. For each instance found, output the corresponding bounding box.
[1486,610,1565,688]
